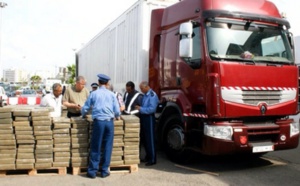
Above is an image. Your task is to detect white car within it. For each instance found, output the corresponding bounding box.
[0,86,8,106]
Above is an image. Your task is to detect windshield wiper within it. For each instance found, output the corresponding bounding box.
[211,56,256,65]
[261,60,291,65]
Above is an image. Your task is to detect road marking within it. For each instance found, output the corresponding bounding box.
[260,157,287,167]
[174,164,220,176]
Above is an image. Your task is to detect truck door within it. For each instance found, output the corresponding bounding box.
[160,28,179,89]
[178,23,205,104]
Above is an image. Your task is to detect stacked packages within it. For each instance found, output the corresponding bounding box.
[52,117,71,167]
[121,115,140,165]
[0,106,141,171]
[0,107,15,170]
[13,108,35,169]
[70,117,89,167]
[32,108,53,168]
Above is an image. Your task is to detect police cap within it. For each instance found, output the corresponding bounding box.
[97,74,110,83]
[91,83,98,88]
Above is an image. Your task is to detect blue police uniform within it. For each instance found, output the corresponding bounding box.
[139,89,159,165]
[81,74,120,178]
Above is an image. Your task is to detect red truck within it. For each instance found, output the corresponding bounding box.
[77,0,299,162]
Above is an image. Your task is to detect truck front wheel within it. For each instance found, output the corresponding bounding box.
[163,116,190,163]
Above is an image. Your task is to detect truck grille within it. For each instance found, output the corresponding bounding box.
[221,87,296,106]
[242,90,281,105]
[245,123,280,142]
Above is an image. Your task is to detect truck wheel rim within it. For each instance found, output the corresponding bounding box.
[167,127,184,150]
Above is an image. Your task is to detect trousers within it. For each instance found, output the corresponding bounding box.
[140,114,156,163]
[67,112,81,118]
[87,119,114,176]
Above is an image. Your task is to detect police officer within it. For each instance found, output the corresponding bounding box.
[135,81,159,166]
[90,82,98,92]
[81,74,121,178]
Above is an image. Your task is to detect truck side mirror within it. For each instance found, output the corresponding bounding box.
[179,22,193,35]
[179,22,193,58]
[179,38,192,57]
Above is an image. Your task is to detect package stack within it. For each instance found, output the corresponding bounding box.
[110,119,125,166]
[13,108,35,169]
[121,115,140,165]
[52,117,71,168]
[0,107,16,170]
[32,108,53,169]
[70,117,89,167]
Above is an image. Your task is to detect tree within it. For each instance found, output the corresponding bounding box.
[30,75,42,89]
[66,64,76,84]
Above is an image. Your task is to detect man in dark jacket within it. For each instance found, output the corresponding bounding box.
[123,81,143,115]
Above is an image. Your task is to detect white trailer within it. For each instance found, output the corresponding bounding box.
[76,0,178,93]
[295,36,300,65]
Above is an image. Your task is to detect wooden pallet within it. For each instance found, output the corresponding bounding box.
[71,164,138,175]
[110,164,138,174]
[0,167,67,177]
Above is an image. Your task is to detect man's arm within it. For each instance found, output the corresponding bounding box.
[62,101,81,110]
[81,95,92,118]
[113,95,121,120]
[62,87,81,110]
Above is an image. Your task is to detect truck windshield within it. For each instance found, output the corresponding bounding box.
[206,19,293,64]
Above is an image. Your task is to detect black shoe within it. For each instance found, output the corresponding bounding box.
[100,173,110,178]
[86,173,96,179]
[145,162,156,166]
[140,159,148,163]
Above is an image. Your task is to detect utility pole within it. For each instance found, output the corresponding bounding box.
[0,2,7,80]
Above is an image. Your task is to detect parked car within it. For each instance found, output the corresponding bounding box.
[2,85,16,97]
[21,89,38,97]
[15,86,31,95]
[0,86,8,106]
[6,90,16,97]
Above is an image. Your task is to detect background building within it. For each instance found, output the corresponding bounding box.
[2,69,28,83]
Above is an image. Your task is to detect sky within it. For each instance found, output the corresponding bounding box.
[0,0,299,78]
[0,0,138,77]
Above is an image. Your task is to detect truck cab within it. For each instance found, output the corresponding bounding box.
[150,0,299,162]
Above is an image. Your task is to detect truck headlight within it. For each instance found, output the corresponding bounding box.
[290,121,299,137]
[204,125,233,140]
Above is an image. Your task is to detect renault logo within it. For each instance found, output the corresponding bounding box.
[259,103,267,115]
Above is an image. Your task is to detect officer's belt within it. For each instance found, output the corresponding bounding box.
[94,118,113,121]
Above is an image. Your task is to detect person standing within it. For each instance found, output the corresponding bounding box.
[62,85,66,96]
[90,82,98,93]
[81,74,121,179]
[42,85,47,97]
[123,81,143,115]
[108,84,125,112]
[135,81,159,166]
[40,83,63,117]
[63,76,89,118]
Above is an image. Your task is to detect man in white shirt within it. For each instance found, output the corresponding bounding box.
[40,83,63,117]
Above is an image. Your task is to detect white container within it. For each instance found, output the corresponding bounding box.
[77,0,178,93]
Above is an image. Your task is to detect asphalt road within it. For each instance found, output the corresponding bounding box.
[1,143,299,186]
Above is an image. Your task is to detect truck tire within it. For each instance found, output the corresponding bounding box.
[163,116,191,163]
